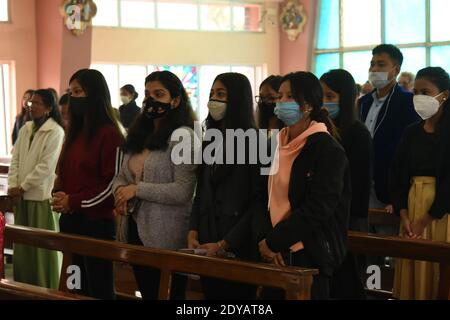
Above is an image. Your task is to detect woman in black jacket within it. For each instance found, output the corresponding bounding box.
[258,72,351,300]
[320,69,371,299]
[321,70,373,231]
[188,72,265,300]
[390,67,450,300]
[119,84,140,129]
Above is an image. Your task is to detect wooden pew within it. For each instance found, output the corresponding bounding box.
[0,279,94,300]
[4,224,318,300]
[348,231,450,300]
[368,208,399,227]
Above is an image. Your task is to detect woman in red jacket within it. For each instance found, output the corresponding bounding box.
[52,69,124,299]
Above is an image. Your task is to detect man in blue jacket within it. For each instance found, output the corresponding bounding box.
[359,44,420,226]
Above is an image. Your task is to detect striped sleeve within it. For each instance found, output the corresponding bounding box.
[68,145,124,212]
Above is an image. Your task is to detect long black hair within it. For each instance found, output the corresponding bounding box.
[18,89,34,121]
[415,67,450,178]
[123,71,196,154]
[204,72,256,131]
[281,72,338,138]
[65,69,123,148]
[320,69,358,140]
[33,89,64,128]
[256,75,284,130]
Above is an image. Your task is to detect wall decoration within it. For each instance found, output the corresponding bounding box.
[60,0,97,36]
[280,0,307,41]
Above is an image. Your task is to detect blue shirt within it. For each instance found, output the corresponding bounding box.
[364,92,388,137]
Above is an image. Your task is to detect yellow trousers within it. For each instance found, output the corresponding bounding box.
[393,176,450,300]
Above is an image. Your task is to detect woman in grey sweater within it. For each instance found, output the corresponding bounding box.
[112,71,198,300]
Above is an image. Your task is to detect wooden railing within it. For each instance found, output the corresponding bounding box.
[348,231,450,299]
[3,224,318,300]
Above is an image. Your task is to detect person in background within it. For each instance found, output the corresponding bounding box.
[361,81,374,96]
[7,89,65,289]
[390,67,450,300]
[52,69,124,299]
[113,71,198,300]
[256,75,285,134]
[47,88,59,104]
[119,84,141,130]
[257,71,351,300]
[12,90,34,145]
[58,93,70,130]
[321,69,372,299]
[398,71,415,92]
[188,72,265,300]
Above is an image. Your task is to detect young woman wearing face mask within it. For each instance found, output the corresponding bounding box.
[321,70,373,232]
[112,71,198,300]
[119,84,141,130]
[320,69,373,299]
[390,67,450,300]
[256,75,285,134]
[257,71,351,300]
[7,89,65,289]
[52,69,124,299]
[187,72,265,300]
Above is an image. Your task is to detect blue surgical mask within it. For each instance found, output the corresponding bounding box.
[323,102,340,119]
[274,101,303,126]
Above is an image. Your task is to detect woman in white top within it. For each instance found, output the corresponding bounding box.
[8,89,65,289]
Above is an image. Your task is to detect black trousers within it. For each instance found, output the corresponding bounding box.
[201,276,257,300]
[59,213,115,300]
[127,218,187,300]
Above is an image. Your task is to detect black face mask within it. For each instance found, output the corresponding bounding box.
[143,97,172,120]
[69,96,89,117]
[259,101,276,119]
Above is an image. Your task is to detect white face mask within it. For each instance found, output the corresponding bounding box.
[413,92,445,120]
[120,95,132,105]
[207,100,227,121]
[369,71,393,90]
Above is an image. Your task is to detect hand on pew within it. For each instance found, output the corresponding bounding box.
[410,213,434,240]
[385,204,394,214]
[399,209,413,238]
[258,239,286,266]
[187,230,200,249]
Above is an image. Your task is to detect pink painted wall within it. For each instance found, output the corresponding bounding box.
[36,0,92,94]
[279,0,318,75]
[0,0,38,114]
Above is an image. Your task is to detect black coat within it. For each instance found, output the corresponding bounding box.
[264,132,351,273]
[340,121,373,218]
[359,85,420,204]
[119,101,141,129]
[190,150,266,260]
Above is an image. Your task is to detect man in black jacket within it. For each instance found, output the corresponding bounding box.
[359,44,420,213]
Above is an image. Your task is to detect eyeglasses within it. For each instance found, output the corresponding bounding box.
[255,95,277,104]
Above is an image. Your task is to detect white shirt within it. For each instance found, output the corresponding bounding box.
[365,92,388,137]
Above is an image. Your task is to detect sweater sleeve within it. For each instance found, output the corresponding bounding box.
[7,126,24,188]
[136,128,199,206]
[20,128,64,192]
[68,129,124,211]
[265,141,348,253]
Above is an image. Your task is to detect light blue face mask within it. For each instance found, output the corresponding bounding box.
[323,102,340,120]
[274,101,303,126]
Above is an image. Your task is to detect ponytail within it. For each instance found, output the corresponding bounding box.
[311,107,340,139]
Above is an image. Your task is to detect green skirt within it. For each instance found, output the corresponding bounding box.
[13,199,62,289]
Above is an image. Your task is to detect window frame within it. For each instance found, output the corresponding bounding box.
[0,0,10,23]
[0,62,13,156]
[313,0,450,76]
[93,0,265,33]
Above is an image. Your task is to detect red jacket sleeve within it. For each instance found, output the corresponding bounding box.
[68,128,123,212]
